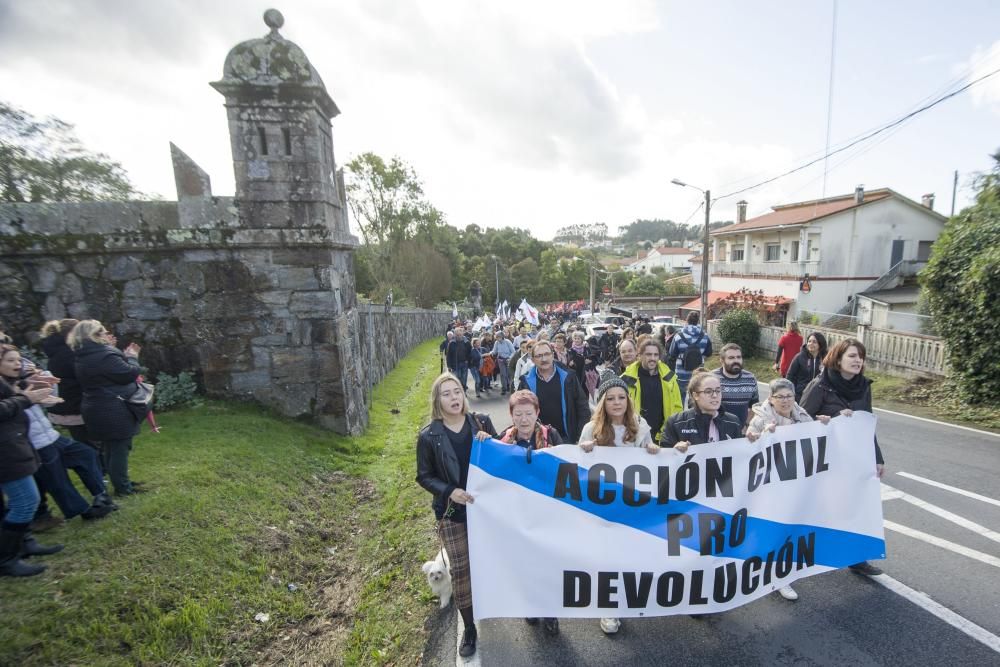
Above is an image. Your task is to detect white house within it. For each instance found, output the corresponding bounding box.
[625,246,696,273]
[708,187,946,320]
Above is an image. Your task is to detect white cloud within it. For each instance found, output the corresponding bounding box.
[967,40,1000,113]
[0,0,807,238]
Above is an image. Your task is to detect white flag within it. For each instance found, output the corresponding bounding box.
[452,302,458,318]
[519,298,540,325]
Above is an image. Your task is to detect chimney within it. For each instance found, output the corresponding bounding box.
[854,185,865,204]
[921,193,935,210]
[736,200,748,224]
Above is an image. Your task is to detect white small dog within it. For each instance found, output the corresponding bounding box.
[422,549,452,608]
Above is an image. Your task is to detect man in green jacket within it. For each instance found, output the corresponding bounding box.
[621,340,684,445]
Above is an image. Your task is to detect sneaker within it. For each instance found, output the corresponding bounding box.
[543,618,560,635]
[848,561,883,576]
[600,617,620,634]
[458,625,477,658]
[778,585,799,601]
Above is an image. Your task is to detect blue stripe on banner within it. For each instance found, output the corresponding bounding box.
[472,438,884,568]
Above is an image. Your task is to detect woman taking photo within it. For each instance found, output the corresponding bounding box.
[0,361,61,577]
[746,378,831,601]
[578,377,660,635]
[416,373,497,658]
[70,321,145,497]
[785,332,828,401]
[497,390,562,635]
[800,338,884,576]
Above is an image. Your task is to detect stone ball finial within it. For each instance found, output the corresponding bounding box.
[263,9,284,31]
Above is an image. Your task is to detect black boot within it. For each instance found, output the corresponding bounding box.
[20,531,64,557]
[0,525,46,577]
[459,624,478,658]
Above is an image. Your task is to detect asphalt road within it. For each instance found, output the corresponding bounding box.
[423,379,1000,667]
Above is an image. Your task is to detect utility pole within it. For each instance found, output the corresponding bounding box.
[589,266,596,315]
[701,189,711,326]
[494,257,500,311]
[951,170,958,217]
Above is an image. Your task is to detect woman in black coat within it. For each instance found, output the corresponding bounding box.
[785,331,828,401]
[0,352,60,577]
[70,320,144,497]
[40,319,95,448]
[415,373,497,659]
[662,370,743,449]
[800,338,884,576]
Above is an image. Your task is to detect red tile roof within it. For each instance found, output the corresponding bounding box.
[711,188,893,236]
[679,291,732,311]
[652,246,696,255]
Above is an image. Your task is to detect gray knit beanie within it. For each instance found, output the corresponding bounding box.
[597,377,628,401]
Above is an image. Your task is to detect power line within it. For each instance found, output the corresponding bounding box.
[715,65,1000,202]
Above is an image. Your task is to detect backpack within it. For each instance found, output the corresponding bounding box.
[680,332,705,372]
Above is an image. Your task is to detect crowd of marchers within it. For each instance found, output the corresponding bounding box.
[420,313,885,658]
[1,318,152,579]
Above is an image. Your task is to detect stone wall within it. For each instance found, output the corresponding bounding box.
[357,305,452,391]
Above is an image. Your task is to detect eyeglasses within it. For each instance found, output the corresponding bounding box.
[534,353,553,359]
[696,388,722,397]
[772,394,795,401]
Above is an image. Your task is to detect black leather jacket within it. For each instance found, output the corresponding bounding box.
[662,408,743,447]
[415,412,497,519]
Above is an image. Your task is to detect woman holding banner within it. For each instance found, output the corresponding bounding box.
[800,338,885,577]
[578,377,659,634]
[415,373,497,658]
[746,377,831,601]
[497,390,563,636]
[662,371,744,450]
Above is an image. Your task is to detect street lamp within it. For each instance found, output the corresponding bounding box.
[491,255,501,313]
[671,178,711,326]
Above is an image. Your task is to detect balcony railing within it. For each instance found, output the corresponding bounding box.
[710,261,819,278]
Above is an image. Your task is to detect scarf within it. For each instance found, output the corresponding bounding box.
[571,343,587,355]
[823,367,869,401]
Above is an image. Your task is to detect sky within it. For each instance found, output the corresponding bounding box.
[1,0,998,240]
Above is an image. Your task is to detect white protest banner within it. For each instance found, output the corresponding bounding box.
[466,413,885,619]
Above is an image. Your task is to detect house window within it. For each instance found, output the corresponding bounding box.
[765,243,781,262]
[790,241,799,262]
[917,240,933,261]
[731,247,744,262]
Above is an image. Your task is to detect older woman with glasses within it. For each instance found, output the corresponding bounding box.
[745,377,830,602]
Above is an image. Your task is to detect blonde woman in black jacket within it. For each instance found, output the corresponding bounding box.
[415,373,496,658]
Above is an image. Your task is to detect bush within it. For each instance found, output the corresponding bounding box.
[717,309,760,356]
[153,372,202,410]
[921,150,1000,403]
[798,310,819,325]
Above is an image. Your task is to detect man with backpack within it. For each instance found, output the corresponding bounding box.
[667,311,714,398]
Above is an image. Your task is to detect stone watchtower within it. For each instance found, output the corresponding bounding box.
[207,9,366,433]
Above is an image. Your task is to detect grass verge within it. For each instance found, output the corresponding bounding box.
[0,340,443,666]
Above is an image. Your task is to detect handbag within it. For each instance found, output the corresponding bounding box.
[120,381,155,421]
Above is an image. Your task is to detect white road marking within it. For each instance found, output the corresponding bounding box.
[881,484,1000,545]
[456,619,481,666]
[881,485,905,501]
[872,574,1000,654]
[895,472,1000,508]
[871,407,1000,438]
[884,520,1000,568]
